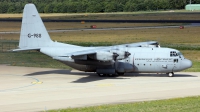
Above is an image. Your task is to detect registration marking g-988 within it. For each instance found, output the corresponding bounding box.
[28,33,42,38]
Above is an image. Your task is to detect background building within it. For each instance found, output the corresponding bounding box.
[185,4,200,11]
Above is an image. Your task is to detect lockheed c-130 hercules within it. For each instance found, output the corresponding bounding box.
[13,3,192,77]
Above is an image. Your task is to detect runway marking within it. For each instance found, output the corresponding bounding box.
[97,83,114,87]
[0,74,41,92]
[31,81,43,84]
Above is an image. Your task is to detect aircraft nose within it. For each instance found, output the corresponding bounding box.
[181,59,192,70]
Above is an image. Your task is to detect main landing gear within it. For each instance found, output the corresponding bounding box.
[98,74,114,77]
[98,72,124,77]
[98,74,106,77]
[167,72,174,77]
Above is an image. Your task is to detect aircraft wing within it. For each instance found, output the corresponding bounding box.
[66,49,100,57]
[60,41,159,61]
[64,47,108,60]
[116,41,159,47]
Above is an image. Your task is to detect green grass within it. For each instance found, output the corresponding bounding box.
[0,41,199,72]
[184,61,200,72]
[1,13,200,71]
[1,11,200,20]
[49,96,200,112]
[0,52,71,69]
[3,27,200,46]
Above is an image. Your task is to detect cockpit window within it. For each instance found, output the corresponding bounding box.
[170,51,178,57]
[177,52,182,56]
[177,52,184,58]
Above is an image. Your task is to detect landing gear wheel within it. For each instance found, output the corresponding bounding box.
[108,74,114,77]
[117,72,125,76]
[108,73,118,77]
[168,72,174,77]
[98,74,106,77]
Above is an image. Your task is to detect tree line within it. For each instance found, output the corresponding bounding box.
[0,0,200,13]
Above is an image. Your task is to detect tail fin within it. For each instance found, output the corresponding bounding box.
[19,3,53,49]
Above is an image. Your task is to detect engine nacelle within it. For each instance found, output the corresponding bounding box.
[111,50,131,60]
[96,51,114,61]
[89,51,131,61]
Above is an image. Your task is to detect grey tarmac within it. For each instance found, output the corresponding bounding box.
[0,65,200,112]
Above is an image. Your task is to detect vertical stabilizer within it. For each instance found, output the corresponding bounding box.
[19,3,53,48]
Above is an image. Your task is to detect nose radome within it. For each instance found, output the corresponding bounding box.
[181,59,192,70]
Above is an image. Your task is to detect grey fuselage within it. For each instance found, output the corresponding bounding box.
[40,44,192,74]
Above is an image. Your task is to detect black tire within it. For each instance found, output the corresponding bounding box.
[98,74,106,77]
[168,72,174,77]
[108,74,114,77]
[117,72,125,76]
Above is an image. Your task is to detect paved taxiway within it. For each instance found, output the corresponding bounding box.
[0,65,200,112]
[0,24,199,34]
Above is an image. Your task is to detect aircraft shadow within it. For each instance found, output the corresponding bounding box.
[24,70,129,83]
[24,70,197,83]
[25,70,88,76]
[124,73,197,77]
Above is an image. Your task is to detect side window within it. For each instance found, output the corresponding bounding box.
[174,59,178,63]
[174,59,176,63]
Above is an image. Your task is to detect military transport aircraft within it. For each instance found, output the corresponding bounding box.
[13,3,192,77]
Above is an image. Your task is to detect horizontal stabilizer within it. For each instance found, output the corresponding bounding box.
[12,48,40,52]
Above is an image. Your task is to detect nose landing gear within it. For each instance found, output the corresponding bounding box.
[167,72,174,77]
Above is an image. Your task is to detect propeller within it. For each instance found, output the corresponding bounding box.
[125,44,131,57]
[125,51,131,57]
[113,52,119,61]
[110,44,131,61]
